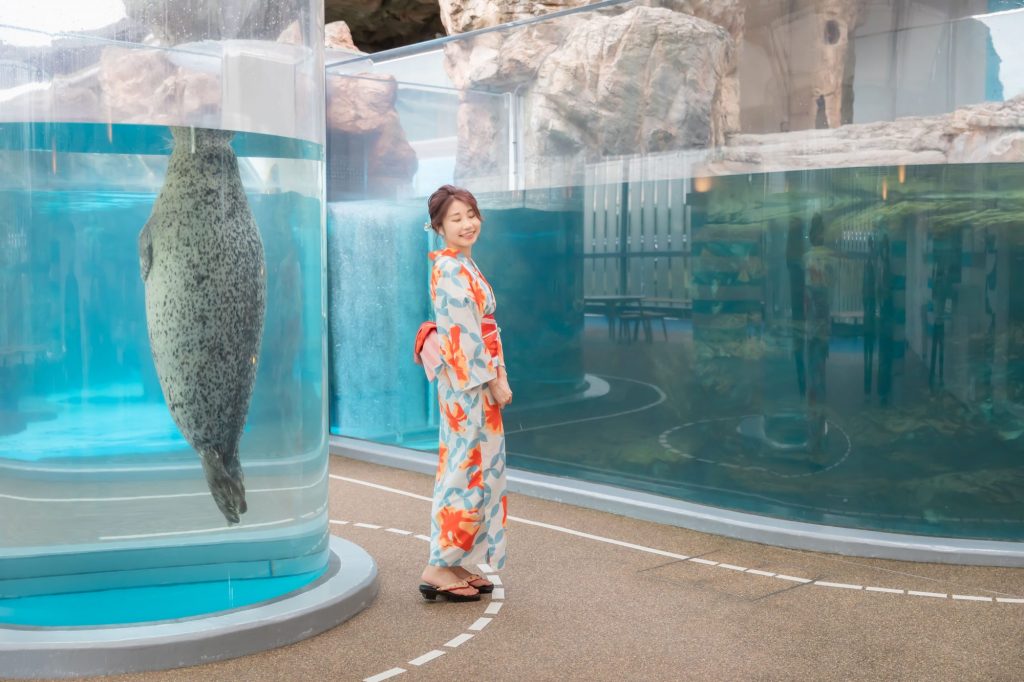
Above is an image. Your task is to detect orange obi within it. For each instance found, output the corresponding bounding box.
[413,321,437,365]
[415,315,501,381]
[481,314,500,359]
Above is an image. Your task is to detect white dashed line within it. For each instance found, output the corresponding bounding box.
[363,668,405,682]
[468,618,492,631]
[815,582,862,590]
[775,575,813,584]
[865,587,904,594]
[330,475,1024,606]
[331,517,505,681]
[409,650,446,666]
[444,634,474,648]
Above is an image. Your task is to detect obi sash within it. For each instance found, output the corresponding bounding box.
[415,314,500,381]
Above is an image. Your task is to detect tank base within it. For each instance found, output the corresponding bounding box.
[0,536,377,679]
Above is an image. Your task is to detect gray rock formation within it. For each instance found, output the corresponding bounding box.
[704,95,1024,175]
[325,20,361,51]
[325,72,418,195]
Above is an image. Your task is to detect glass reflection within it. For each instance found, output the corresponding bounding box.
[327,1,1024,543]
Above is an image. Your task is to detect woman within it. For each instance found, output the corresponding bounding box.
[419,185,513,602]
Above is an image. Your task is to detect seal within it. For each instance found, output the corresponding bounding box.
[139,126,266,524]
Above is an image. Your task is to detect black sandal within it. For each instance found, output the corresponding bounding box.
[418,580,481,602]
[464,573,495,594]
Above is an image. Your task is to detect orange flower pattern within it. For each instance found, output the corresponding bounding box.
[436,506,480,553]
[436,443,448,481]
[483,392,503,434]
[441,401,467,433]
[427,247,507,571]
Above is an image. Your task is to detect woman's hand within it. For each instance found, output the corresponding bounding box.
[489,373,513,408]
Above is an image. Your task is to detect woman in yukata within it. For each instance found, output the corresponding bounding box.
[418,185,513,602]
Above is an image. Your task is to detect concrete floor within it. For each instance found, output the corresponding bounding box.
[18,455,1024,682]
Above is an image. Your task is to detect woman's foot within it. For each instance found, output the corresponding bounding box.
[421,565,479,598]
[451,565,494,590]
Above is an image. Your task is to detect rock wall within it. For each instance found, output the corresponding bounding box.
[704,95,1024,175]
[524,8,733,187]
[441,1,739,190]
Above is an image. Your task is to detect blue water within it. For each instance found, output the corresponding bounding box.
[0,122,328,625]
[0,567,327,627]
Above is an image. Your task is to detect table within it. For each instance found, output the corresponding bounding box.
[584,295,645,341]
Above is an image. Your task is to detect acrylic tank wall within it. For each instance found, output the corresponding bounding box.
[0,0,327,626]
[326,0,1024,551]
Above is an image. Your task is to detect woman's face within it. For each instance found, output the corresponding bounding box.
[439,199,481,252]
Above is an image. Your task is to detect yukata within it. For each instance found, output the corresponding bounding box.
[427,246,508,570]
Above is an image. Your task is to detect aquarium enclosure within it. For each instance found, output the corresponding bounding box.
[0,0,332,632]
[327,0,1024,550]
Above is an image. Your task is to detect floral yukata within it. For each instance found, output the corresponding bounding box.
[427,246,508,570]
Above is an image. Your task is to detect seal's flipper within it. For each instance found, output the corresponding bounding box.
[198,448,247,525]
[139,219,154,282]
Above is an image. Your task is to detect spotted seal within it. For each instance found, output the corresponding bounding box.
[139,126,266,524]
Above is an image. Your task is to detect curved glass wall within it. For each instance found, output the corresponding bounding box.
[327,0,1024,544]
[0,1,327,627]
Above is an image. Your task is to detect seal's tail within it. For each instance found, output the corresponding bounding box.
[199,449,247,525]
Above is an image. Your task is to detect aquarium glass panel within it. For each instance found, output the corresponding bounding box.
[326,2,1024,543]
[0,0,326,627]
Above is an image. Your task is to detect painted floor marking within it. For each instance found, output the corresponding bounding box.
[415,534,431,542]
[775,575,813,584]
[468,618,492,631]
[504,374,667,436]
[815,582,863,590]
[331,516,505,682]
[445,634,474,648]
[330,474,1024,605]
[866,587,904,594]
[409,650,446,666]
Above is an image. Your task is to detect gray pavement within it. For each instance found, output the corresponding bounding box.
[13,455,1024,681]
